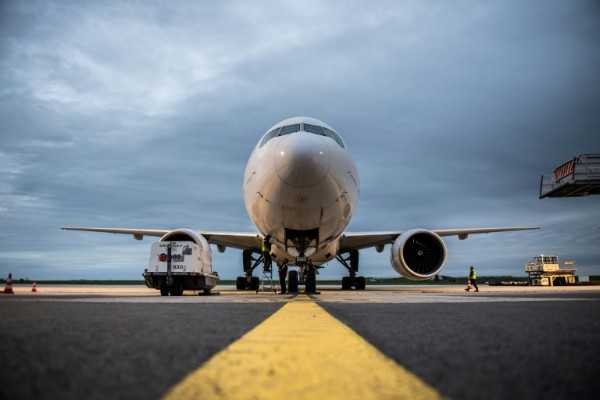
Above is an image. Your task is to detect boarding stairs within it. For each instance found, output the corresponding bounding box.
[260,264,278,293]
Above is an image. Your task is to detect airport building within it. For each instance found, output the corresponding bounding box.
[525,255,577,286]
[539,154,600,198]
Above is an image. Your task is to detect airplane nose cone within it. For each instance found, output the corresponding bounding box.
[275,134,331,188]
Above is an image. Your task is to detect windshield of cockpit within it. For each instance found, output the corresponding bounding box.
[259,123,345,148]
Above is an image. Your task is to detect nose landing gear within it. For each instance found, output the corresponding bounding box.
[288,269,299,293]
[278,263,318,294]
[236,236,321,294]
[304,266,317,294]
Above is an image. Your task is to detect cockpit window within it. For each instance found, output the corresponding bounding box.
[279,124,301,135]
[259,124,301,147]
[259,122,345,148]
[259,127,280,147]
[303,123,324,135]
[322,127,345,148]
[302,123,345,148]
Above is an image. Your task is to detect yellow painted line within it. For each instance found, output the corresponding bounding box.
[163,295,442,400]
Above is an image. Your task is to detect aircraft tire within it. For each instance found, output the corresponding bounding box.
[250,276,260,291]
[236,276,246,290]
[305,270,316,293]
[160,285,169,296]
[341,276,352,290]
[288,270,299,293]
[355,276,366,290]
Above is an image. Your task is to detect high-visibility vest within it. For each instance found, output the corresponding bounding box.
[469,270,477,279]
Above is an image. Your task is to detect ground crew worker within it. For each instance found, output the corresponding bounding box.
[261,237,272,272]
[257,237,273,293]
[465,265,479,292]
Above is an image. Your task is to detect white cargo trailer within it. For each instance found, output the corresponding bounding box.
[143,240,218,296]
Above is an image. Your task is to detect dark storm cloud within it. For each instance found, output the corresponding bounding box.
[1,0,599,279]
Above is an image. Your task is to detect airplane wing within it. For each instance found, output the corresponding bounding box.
[339,227,540,251]
[61,226,261,250]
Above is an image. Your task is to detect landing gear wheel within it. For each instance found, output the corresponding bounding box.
[250,276,260,291]
[236,276,246,290]
[341,276,352,290]
[305,269,317,294]
[288,270,299,293]
[355,276,366,290]
[337,250,361,290]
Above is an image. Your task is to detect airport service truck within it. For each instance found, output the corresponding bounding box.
[143,240,218,296]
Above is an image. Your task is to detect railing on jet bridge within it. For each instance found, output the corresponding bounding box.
[539,154,600,198]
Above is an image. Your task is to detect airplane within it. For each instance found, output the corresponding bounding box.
[63,116,538,294]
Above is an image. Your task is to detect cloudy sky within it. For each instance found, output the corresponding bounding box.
[1,1,599,280]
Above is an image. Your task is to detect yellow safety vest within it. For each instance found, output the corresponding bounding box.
[469,270,477,280]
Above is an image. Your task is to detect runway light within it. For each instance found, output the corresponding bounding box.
[280,151,285,156]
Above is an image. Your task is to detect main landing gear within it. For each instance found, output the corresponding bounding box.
[337,249,366,290]
[235,249,270,291]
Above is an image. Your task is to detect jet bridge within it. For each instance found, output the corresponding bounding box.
[539,154,600,198]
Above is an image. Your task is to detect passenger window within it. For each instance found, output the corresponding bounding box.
[279,124,301,135]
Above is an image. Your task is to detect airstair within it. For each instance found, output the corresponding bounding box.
[539,154,600,198]
[260,262,278,293]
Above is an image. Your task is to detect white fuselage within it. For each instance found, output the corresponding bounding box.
[243,117,359,266]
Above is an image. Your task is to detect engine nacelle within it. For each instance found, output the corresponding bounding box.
[390,229,447,280]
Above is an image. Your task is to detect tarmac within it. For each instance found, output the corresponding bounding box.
[1,284,599,399]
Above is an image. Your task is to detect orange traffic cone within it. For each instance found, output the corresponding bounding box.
[3,273,14,294]
[32,282,37,293]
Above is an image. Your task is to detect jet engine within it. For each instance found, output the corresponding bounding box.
[390,229,447,280]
